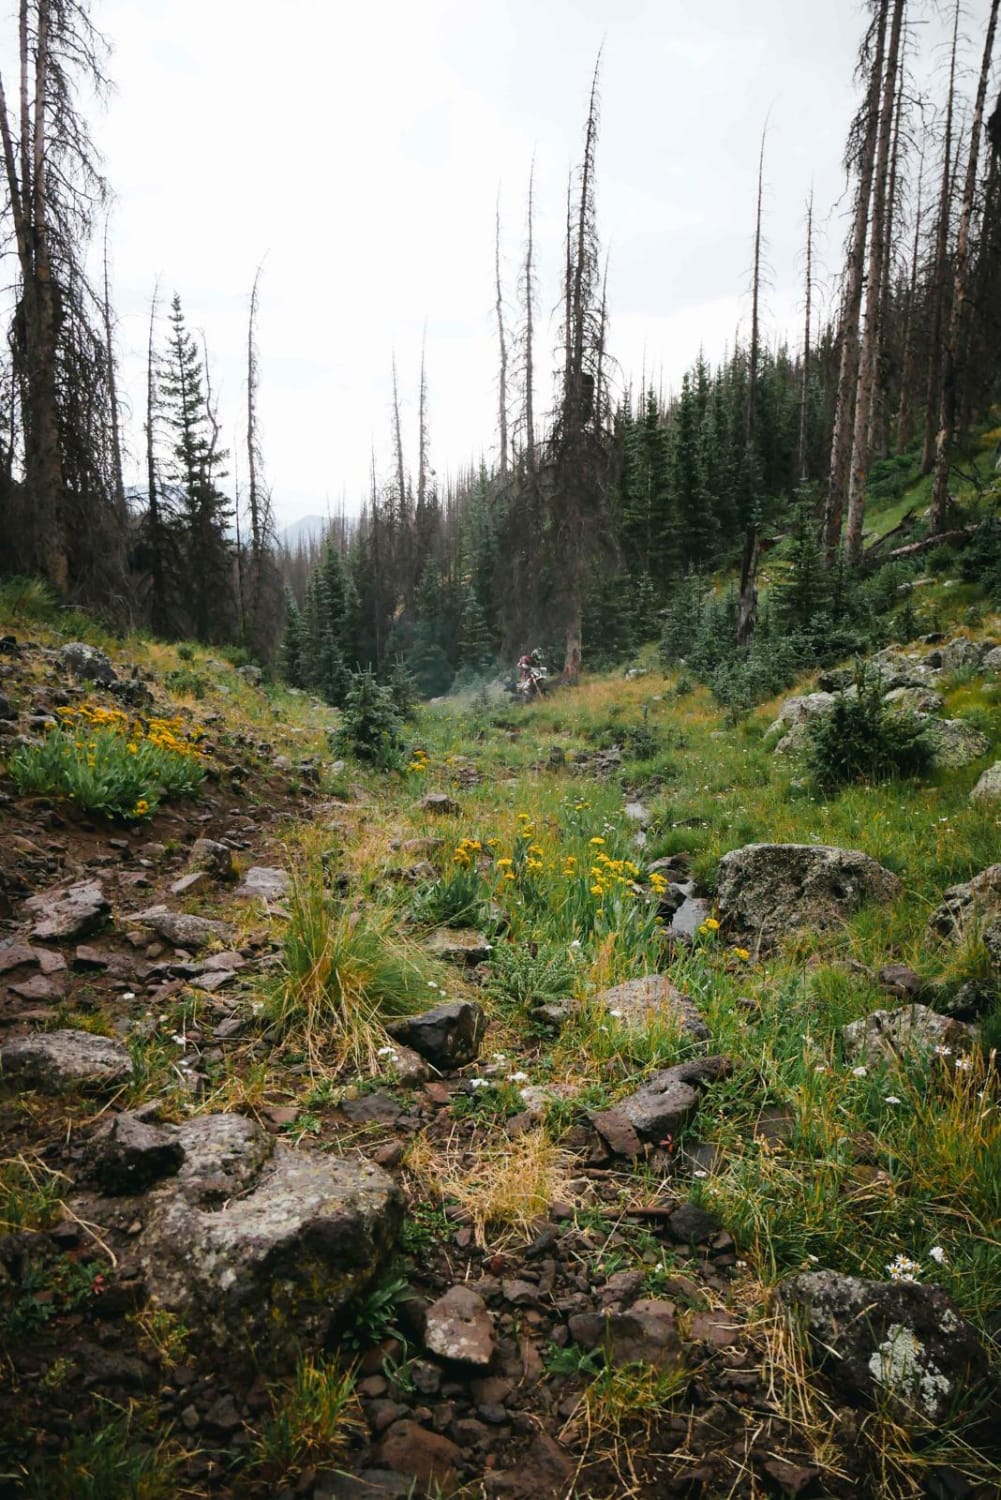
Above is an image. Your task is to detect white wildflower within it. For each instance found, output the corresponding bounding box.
[608,1008,623,1019]
[852,1066,868,1078]
[955,1055,973,1072]
[886,1253,921,1282]
[929,1246,947,1265]
[468,1077,490,1090]
[884,1095,902,1105]
[508,1071,529,1083]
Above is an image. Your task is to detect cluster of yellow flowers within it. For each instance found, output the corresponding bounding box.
[588,848,641,899]
[698,917,721,936]
[55,704,202,759]
[452,836,482,869]
[407,747,430,775]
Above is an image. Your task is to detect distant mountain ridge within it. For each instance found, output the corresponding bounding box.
[279,515,331,550]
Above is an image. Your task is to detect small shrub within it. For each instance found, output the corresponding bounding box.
[807,669,934,792]
[0,575,58,620]
[335,669,405,770]
[386,655,419,720]
[486,941,578,1010]
[163,666,208,699]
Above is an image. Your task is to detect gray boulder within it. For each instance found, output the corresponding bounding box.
[1,1028,133,1092]
[424,1285,496,1366]
[419,793,461,817]
[614,1055,732,1141]
[840,1004,976,1065]
[932,638,984,674]
[982,646,1001,675]
[717,843,901,945]
[928,865,1001,975]
[782,1270,990,1424]
[883,686,944,715]
[59,641,117,684]
[137,1113,402,1361]
[387,1001,486,1070]
[764,693,835,755]
[917,716,990,769]
[129,905,228,950]
[970,763,1001,806]
[591,974,709,1044]
[25,879,110,941]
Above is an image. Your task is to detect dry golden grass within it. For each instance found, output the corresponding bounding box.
[404,1124,575,1248]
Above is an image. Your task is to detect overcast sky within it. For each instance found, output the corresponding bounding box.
[68,0,994,527]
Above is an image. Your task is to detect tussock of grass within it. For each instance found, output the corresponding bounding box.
[270,869,432,1074]
[251,1355,364,1478]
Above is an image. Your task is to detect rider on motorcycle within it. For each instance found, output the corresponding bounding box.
[518,648,544,696]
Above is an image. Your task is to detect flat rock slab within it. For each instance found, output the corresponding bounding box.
[568,1298,682,1369]
[1,1028,133,1092]
[137,1114,402,1360]
[388,1001,486,1070]
[234,866,289,901]
[424,1284,496,1366]
[424,928,493,965]
[419,793,461,816]
[129,905,228,950]
[841,1003,976,1065]
[617,1055,733,1141]
[782,1270,990,1425]
[25,879,110,941]
[717,843,901,946]
[592,974,709,1043]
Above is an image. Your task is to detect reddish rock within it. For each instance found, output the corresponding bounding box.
[375,1419,461,1489]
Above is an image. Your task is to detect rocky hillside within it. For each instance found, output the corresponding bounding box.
[1,610,1000,1500]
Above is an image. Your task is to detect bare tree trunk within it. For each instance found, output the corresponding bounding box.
[737,127,766,646]
[495,194,508,475]
[0,1,68,589]
[797,189,814,484]
[929,0,999,533]
[920,0,959,475]
[523,157,536,475]
[871,56,905,459]
[845,0,905,566]
[145,282,167,636]
[823,0,889,564]
[102,217,126,525]
[417,332,428,515]
[894,142,924,452]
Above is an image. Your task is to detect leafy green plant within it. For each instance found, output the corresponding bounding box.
[20,1411,183,1500]
[341,1273,409,1350]
[486,940,578,1010]
[6,704,204,820]
[807,668,934,792]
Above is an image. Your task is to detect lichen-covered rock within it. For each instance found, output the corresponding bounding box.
[1,1028,133,1092]
[982,646,1001,675]
[424,1284,496,1366]
[615,1055,732,1141]
[137,1114,402,1362]
[59,641,117,684]
[764,693,836,754]
[970,763,1001,806]
[782,1270,990,1424]
[129,905,228,950]
[930,870,1001,948]
[882,685,944,715]
[930,637,985,674]
[24,879,110,941]
[840,1004,976,1065]
[387,1001,486,1070]
[717,844,901,945]
[419,793,461,816]
[591,974,709,1043]
[917,716,990,769]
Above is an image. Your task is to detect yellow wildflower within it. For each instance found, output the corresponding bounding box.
[705,918,720,931]
[589,836,605,846]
